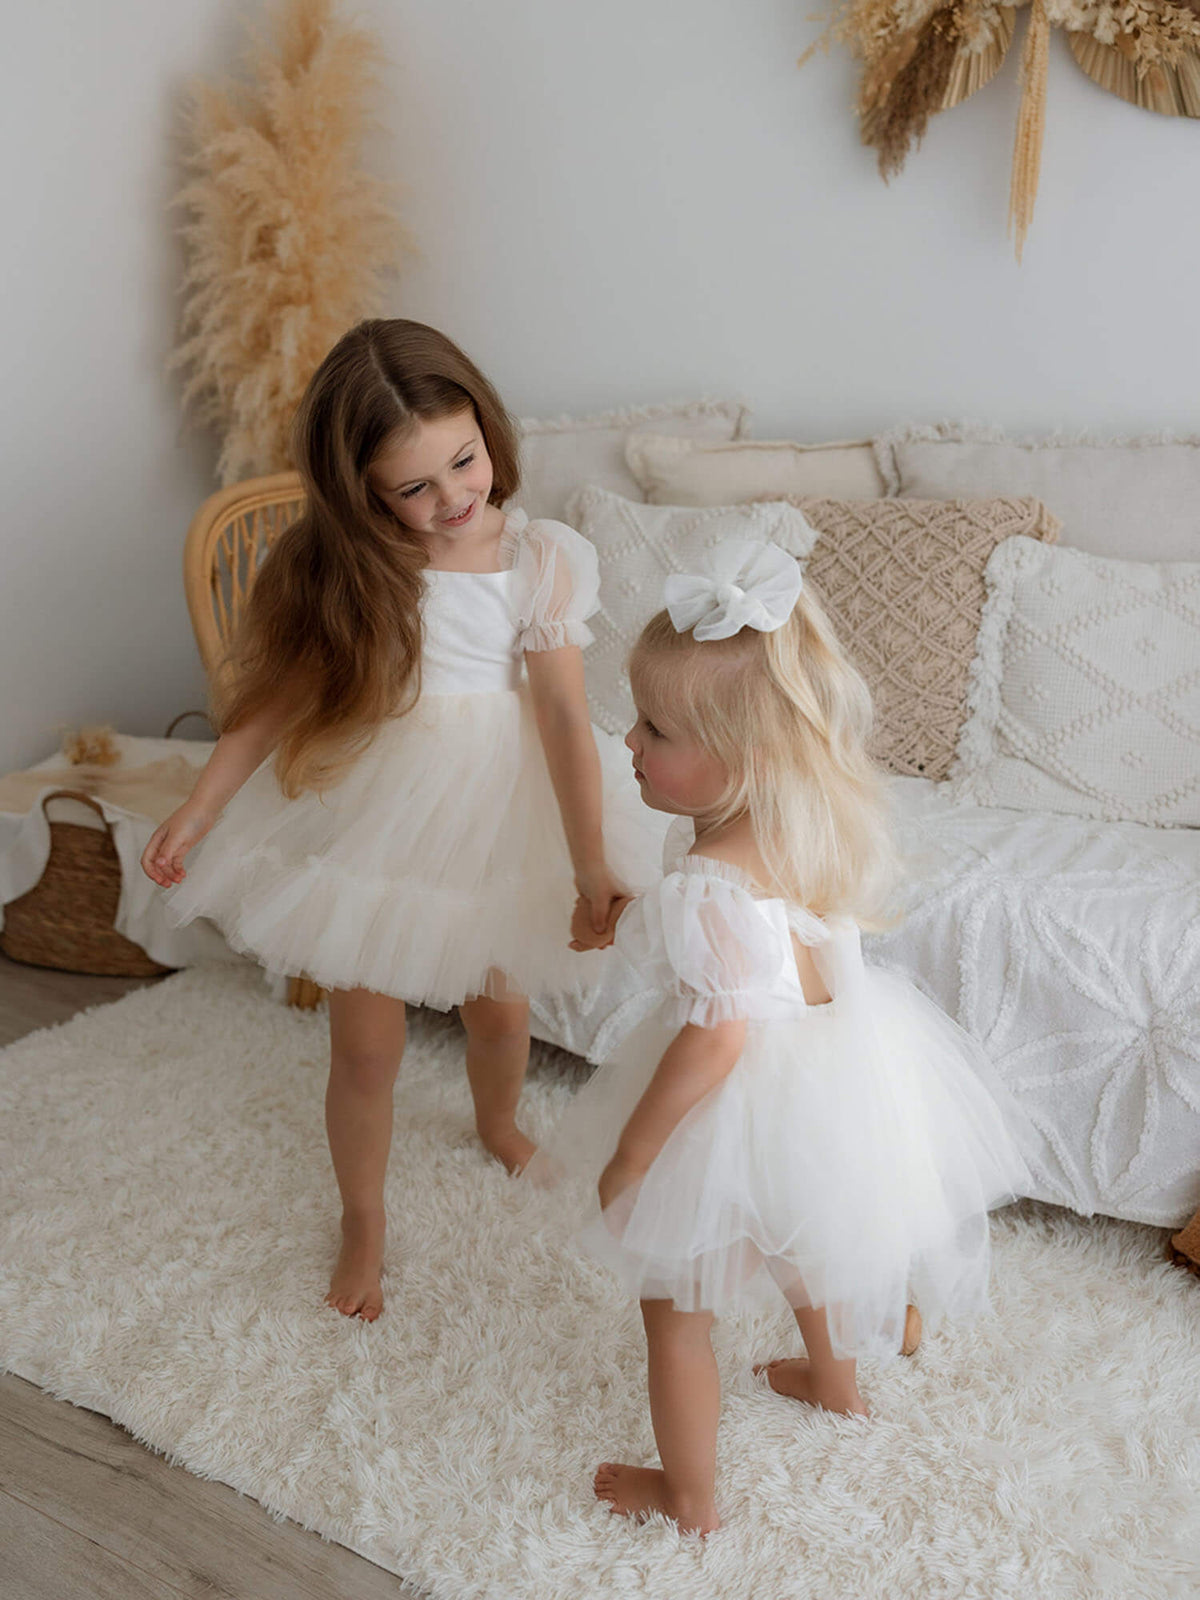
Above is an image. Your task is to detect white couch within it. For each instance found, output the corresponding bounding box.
[7,403,1190,1235]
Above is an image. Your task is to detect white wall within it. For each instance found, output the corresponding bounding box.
[2,0,1198,772]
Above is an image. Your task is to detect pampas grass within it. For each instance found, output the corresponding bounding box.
[172,0,406,485]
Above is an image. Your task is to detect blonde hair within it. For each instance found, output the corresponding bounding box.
[629,587,899,928]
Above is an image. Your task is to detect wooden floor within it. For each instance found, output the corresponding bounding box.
[0,953,412,1599]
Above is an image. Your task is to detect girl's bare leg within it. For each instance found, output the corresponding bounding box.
[459,986,535,1173]
[594,1300,721,1536]
[324,987,407,1320]
[755,1303,868,1416]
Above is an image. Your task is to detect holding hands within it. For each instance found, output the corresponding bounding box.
[569,887,631,951]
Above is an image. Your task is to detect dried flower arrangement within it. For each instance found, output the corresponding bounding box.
[61,725,121,768]
[172,0,406,484]
[805,0,1200,258]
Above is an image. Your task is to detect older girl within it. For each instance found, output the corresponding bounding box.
[143,319,658,1320]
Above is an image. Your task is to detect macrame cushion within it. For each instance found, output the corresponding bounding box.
[877,425,1200,561]
[770,494,1060,781]
[952,538,1200,826]
[624,432,885,507]
[565,486,821,735]
[516,399,748,524]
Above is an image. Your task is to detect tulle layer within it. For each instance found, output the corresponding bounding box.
[530,971,1030,1361]
[166,688,663,1008]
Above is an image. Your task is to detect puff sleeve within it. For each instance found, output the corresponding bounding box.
[614,871,787,1028]
[512,517,601,652]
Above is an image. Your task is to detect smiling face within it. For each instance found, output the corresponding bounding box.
[367,408,495,545]
[624,704,730,817]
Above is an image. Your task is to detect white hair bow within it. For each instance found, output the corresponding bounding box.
[663,540,803,642]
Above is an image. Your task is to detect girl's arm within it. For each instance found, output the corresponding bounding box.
[140,696,291,886]
[599,1018,747,1207]
[524,644,614,932]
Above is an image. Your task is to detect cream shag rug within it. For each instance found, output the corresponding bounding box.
[1,966,1198,1600]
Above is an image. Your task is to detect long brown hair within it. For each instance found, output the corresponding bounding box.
[216,319,521,795]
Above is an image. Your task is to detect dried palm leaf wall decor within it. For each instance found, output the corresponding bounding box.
[805,0,1200,259]
[172,0,406,484]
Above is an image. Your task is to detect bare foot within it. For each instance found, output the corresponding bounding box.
[593,1462,720,1536]
[325,1210,385,1321]
[479,1123,537,1174]
[902,1303,922,1357]
[753,1358,869,1418]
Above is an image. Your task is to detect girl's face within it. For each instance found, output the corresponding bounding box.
[368,408,495,542]
[625,704,729,817]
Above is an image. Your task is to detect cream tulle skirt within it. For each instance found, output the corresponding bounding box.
[530,972,1031,1361]
[166,687,663,1008]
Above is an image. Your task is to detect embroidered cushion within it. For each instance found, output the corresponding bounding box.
[952,538,1200,826]
[565,486,820,735]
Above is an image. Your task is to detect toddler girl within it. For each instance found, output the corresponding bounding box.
[142,319,659,1320]
[532,539,1030,1535]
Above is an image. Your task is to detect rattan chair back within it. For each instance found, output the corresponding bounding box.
[183,471,307,678]
[182,473,324,1008]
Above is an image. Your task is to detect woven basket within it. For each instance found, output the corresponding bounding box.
[0,715,217,981]
[0,790,173,978]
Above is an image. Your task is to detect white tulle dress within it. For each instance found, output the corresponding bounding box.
[166,511,662,1008]
[530,818,1031,1362]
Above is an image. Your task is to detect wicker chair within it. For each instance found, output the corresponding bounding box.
[183,471,306,677]
[183,471,323,1010]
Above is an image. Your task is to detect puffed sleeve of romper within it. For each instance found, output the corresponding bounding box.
[614,869,787,1029]
[510,514,602,652]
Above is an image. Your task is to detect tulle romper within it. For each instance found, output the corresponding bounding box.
[166,511,662,1008]
[531,818,1031,1362]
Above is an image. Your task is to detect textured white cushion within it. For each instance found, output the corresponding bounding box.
[516,399,748,523]
[877,424,1200,560]
[566,485,821,735]
[624,433,884,506]
[952,538,1200,826]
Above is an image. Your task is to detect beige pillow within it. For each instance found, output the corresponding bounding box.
[517,399,748,523]
[877,424,1200,561]
[625,432,885,507]
[771,495,1060,781]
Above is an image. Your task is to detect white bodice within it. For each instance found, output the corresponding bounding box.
[421,570,523,694]
[614,816,867,1027]
[418,509,601,697]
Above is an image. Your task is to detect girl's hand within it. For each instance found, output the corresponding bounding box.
[569,892,631,951]
[140,802,215,887]
[574,864,617,934]
[598,1153,645,1211]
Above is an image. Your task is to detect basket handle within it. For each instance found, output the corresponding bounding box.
[164,710,217,739]
[39,788,115,837]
